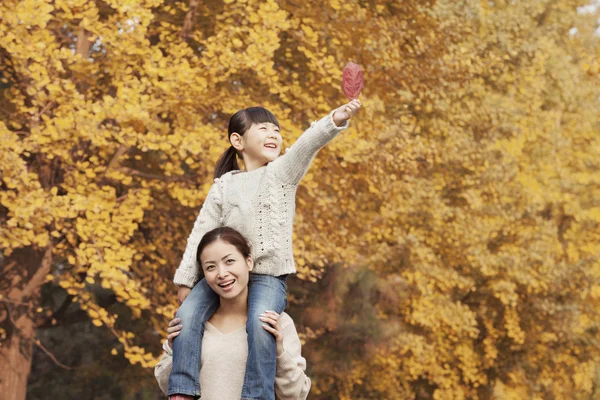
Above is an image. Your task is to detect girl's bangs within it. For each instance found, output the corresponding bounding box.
[245,107,280,128]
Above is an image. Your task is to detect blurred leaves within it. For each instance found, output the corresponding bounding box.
[0,0,599,399]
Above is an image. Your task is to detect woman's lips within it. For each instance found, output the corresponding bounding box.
[218,279,235,291]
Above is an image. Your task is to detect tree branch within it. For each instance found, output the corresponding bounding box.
[0,298,30,307]
[75,28,92,57]
[105,144,130,174]
[22,246,52,299]
[33,338,74,370]
[181,0,201,39]
[7,307,74,370]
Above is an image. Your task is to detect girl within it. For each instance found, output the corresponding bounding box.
[169,99,361,399]
[156,227,310,400]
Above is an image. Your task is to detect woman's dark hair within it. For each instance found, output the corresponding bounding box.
[214,107,280,179]
[196,227,252,269]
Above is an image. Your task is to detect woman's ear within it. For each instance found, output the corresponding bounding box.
[246,256,254,272]
[230,132,244,152]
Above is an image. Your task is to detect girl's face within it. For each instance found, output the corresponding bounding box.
[200,239,253,300]
[240,122,282,166]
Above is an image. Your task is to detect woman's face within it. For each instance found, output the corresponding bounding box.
[200,239,253,300]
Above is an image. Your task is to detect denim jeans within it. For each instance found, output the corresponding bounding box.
[168,274,288,399]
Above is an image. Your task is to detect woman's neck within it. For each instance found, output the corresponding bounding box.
[210,291,249,333]
[216,290,248,316]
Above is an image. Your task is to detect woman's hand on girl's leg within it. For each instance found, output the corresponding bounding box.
[260,311,284,356]
[167,316,183,348]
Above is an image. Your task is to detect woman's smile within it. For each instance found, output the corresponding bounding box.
[218,279,236,291]
[200,240,253,300]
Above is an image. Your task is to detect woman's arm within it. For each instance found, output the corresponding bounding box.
[153,316,182,394]
[173,181,223,290]
[261,312,311,400]
[271,100,360,185]
[158,312,311,399]
[154,340,173,395]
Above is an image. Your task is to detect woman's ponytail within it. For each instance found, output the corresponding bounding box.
[214,146,239,179]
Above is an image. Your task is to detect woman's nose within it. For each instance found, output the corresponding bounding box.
[216,266,229,278]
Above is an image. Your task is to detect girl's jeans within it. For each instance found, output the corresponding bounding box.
[168,273,288,400]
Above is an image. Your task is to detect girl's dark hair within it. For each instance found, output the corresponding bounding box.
[214,107,280,179]
[196,227,252,268]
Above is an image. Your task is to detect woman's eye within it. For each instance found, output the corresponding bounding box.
[226,259,235,264]
[206,265,215,270]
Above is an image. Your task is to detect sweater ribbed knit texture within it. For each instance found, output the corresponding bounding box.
[174,113,349,287]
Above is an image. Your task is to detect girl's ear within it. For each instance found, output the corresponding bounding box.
[246,256,254,272]
[230,132,244,152]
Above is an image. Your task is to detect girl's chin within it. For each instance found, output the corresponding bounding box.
[263,151,281,160]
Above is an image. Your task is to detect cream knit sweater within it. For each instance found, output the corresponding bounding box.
[154,312,311,400]
[174,113,349,287]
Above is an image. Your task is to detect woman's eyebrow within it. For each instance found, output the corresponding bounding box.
[202,253,233,265]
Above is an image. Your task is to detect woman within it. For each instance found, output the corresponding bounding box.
[155,227,311,399]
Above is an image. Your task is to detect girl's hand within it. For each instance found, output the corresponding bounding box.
[167,315,183,348]
[260,311,284,356]
[332,99,361,126]
[177,285,192,305]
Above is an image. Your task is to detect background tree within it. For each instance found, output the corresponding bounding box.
[0,0,598,399]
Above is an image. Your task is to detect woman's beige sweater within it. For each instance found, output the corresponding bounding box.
[154,312,310,400]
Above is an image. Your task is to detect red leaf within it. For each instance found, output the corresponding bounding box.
[342,62,364,100]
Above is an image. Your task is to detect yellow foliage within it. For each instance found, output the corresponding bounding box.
[1,0,599,397]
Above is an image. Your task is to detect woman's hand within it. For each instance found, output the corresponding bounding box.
[177,285,192,305]
[167,315,183,349]
[260,311,284,357]
[332,99,362,126]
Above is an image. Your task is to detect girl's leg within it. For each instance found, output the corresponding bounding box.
[168,278,219,397]
[241,274,288,400]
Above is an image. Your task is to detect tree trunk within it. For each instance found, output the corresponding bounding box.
[0,247,52,400]
[0,314,34,400]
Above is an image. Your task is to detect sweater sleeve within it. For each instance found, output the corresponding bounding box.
[275,313,311,400]
[154,340,173,395]
[173,181,223,287]
[271,112,349,185]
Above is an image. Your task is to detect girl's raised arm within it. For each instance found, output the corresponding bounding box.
[173,181,223,288]
[271,100,360,185]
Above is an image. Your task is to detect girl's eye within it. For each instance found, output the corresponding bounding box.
[205,265,215,271]
[226,259,235,264]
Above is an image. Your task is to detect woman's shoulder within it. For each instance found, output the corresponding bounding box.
[279,311,295,328]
